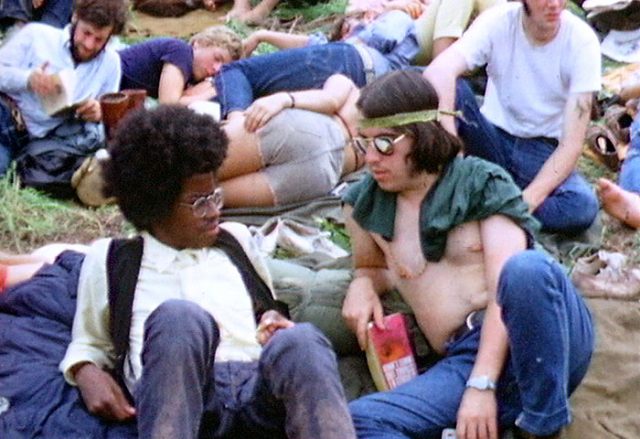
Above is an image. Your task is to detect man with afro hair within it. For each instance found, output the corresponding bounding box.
[60,105,356,439]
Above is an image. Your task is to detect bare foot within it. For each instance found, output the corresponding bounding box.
[234,0,279,24]
[203,0,217,12]
[224,1,251,21]
[597,178,640,228]
[235,8,270,24]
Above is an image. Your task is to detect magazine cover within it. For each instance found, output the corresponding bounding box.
[365,312,418,391]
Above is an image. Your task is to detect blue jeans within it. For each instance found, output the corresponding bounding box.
[0,0,72,27]
[350,250,594,438]
[214,42,366,118]
[0,99,28,176]
[134,300,355,439]
[619,114,640,192]
[455,80,599,234]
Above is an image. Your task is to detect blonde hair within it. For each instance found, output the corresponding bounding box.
[190,26,242,61]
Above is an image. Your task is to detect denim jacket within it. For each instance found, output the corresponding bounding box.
[308,10,419,76]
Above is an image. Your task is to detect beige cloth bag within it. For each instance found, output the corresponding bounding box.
[71,149,115,207]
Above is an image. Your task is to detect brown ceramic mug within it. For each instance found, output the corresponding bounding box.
[100,92,129,140]
[122,88,147,112]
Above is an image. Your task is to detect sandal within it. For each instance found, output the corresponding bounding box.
[604,104,633,144]
[585,124,622,171]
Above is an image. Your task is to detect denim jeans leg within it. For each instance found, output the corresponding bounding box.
[619,115,640,192]
[36,0,73,27]
[0,100,28,177]
[350,331,480,439]
[497,250,594,436]
[241,323,356,439]
[532,172,599,233]
[215,43,365,117]
[454,78,510,167]
[134,300,220,439]
[0,0,31,22]
[509,136,598,234]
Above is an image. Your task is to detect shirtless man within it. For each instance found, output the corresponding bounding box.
[342,71,594,439]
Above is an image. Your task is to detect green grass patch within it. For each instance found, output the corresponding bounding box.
[0,171,130,252]
[274,0,347,23]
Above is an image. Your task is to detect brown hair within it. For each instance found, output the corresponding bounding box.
[357,70,462,174]
[190,26,243,61]
[73,0,130,35]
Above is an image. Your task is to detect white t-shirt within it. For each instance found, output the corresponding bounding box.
[453,3,601,140]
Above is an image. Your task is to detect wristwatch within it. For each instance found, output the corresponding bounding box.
[466,375,497,391]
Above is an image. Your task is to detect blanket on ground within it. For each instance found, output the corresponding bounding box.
[0,251,136,438]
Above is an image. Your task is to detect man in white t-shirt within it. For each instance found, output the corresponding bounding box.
[425,0,601,235]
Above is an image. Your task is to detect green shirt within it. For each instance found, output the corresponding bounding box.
[343,156,540,262]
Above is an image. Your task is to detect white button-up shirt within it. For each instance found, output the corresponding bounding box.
[60,222,272,391]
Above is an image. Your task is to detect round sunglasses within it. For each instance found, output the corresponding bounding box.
[351,133,407,156]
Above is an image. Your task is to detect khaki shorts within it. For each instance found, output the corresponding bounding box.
[258,109,346,205]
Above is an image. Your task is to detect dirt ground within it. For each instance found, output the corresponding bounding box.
[126,8,231,39]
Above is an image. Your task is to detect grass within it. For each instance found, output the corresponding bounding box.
[0,169,130,252]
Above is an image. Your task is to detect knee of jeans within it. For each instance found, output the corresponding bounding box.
[497,250,558,308]
[349,396,385,429]
[575,191,599,227]
[263,323,332,362]
[146,300,219,341]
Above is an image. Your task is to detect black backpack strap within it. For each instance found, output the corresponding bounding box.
[215,228,290,322]
[105,229,288,386]
[106,236,144,381]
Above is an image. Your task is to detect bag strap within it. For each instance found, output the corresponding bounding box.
[106,229,289,378]
[107,236,144,376]
[215,228,290,321]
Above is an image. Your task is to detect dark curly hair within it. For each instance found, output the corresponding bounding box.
[357,70,462,174]
[103,105,228,231]
[74,0,129,35]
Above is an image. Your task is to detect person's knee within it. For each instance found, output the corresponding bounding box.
[270,322,331,352]
[145,299,219,343]
[498,250,561,308]
[572,190,599,230]
[262,323,333,366]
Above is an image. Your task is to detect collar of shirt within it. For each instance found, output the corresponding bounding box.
[141,232,210,273]
[62,24,73,56]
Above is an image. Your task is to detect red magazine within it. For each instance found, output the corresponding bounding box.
[365,313,418,391]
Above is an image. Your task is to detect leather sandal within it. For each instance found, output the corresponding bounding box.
[604,104,633,145]
[585,124,622,171]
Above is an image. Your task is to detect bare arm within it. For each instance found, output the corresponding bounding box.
[157,63,187,104]
[423,46,468,134]
[432,36,458,59]
[179,79,217,105]
[243,74,357,132]
[521,92,593,211]
[243,30,310,57]
[456,214,527,439]
[341,204,393,349]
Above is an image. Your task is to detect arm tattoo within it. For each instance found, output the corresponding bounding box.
[574,94,592,121]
